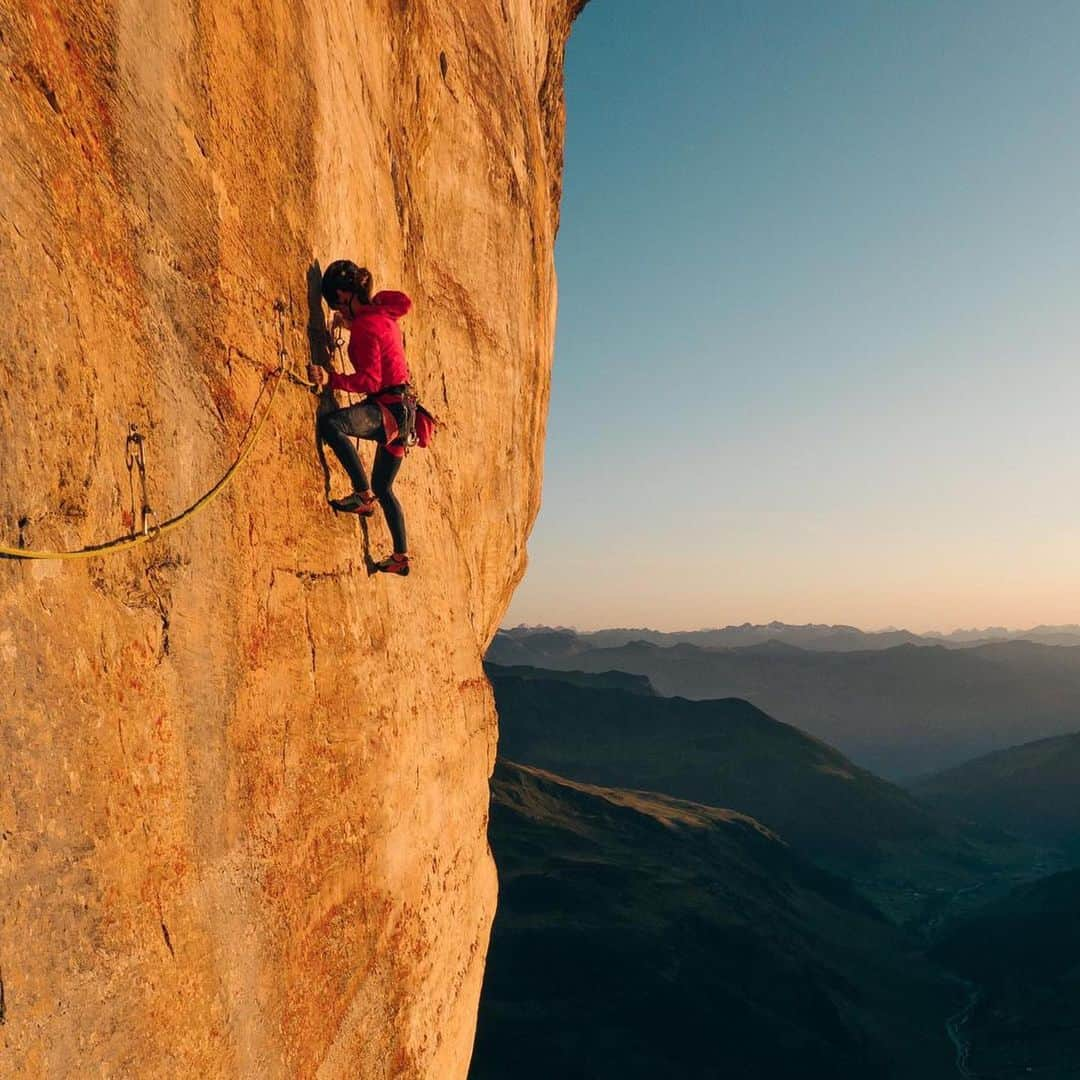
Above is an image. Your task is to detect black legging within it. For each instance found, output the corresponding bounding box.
[318,402,407,552]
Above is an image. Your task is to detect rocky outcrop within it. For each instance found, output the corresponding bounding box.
[0,1,582,1074]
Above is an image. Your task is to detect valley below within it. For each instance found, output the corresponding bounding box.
[474,645,1080,1079]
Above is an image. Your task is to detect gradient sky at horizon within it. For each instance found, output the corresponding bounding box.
[504,0,1080,633]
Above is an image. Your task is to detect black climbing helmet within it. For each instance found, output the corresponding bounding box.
[321,260,373,306]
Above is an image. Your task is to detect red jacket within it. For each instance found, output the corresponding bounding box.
[328,290,412,396]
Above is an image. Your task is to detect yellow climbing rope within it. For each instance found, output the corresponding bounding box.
[0,301,315,561]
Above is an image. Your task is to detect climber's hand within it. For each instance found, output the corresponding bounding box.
[308,364,330,389]
[330,312,347,332]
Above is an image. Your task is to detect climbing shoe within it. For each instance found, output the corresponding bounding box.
[375,553,410,576]
[330,492,376,516]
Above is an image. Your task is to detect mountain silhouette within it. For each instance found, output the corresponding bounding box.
[910,731,1080,858]
[496,622,1080,654]
[470,761,958,1080]
[489,633,1080,777]
[488,666,1031,919]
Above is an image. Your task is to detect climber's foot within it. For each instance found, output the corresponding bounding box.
[374,553,410,576]
[330,492,376,516]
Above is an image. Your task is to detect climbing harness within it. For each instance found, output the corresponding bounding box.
[0,300,314,561]
[400,385,419,449]
[369,384,415,451]
[368,384,438,454]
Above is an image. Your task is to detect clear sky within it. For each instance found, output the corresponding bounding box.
[504,0,1080,633]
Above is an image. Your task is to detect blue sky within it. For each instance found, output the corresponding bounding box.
[505,0,1080,631]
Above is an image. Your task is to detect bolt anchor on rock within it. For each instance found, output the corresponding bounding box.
[125,424,159,540]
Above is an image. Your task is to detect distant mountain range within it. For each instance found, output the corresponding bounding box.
[911,731,1080,858]
[487,631,1080,777]
[487,665,1033,918]
[470,761,959,1080]
[499,622,1080,652]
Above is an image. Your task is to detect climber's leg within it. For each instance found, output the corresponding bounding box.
[317,402,384,495]
[372,445,407,555]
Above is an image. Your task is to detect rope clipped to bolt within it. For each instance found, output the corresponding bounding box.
[0,300,313,561]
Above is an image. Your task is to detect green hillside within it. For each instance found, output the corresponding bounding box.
[489,667,1032,918]
[470,761,958,1080]
[911,732,1080,858]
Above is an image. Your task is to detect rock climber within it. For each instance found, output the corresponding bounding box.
[309,260,427,577]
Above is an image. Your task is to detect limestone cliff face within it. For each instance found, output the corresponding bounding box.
[0,1,581,1074]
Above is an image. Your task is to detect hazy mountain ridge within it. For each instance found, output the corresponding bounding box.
[489,632,1080,777]
[910,731,1080,858]
[498,622,1080,652]
[487,666,1032,917]
[471,760,958,1080]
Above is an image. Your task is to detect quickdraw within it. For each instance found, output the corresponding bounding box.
[124,425,160,539]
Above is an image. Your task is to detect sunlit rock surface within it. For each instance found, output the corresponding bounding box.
[0,0,581,1074]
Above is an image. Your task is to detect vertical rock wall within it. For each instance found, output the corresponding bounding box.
[0,0,582,1074]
